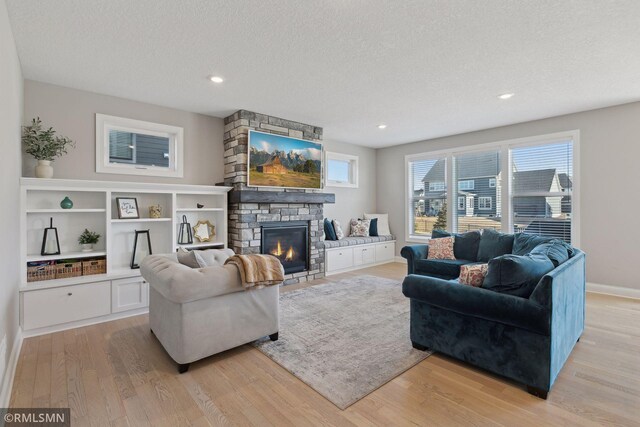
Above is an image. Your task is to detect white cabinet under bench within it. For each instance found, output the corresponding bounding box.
[324,236,396,275]
[19,178,231,336]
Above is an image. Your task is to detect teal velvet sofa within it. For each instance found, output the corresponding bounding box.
[401,231,585,399]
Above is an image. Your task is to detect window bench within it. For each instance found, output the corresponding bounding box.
[324,236,396,275]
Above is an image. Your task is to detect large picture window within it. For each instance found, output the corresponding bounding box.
[406,131,578,245]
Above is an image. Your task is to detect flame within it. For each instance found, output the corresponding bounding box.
[271,240,283,257]
[285,246,294,261]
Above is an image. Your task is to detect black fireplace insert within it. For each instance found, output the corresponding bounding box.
[260,221,309,275]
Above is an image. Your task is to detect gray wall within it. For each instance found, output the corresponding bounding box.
[377,101,640,291]
[323,140,377,232]
[23,80,225,185]
[0,0,23,403]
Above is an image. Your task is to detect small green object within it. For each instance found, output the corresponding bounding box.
[60,196,73,209]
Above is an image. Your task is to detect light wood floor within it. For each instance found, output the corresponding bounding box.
[10,263,640,426]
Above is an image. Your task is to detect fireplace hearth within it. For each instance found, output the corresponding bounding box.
[261,221,309,275]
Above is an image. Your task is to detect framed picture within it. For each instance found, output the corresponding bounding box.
[248,130,323,189]
[116,197,140,219]
[193,220,215,242]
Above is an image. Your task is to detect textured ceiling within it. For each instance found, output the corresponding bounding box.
[6,0,640,147]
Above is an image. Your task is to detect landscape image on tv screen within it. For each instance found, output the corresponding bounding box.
[248,130,322,189]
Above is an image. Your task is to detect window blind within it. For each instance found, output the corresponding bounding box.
[510,141,573,243]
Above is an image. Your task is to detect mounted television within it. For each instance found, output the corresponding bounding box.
[248,130,322,189]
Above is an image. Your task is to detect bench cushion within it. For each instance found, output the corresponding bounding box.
[323,235,395,248]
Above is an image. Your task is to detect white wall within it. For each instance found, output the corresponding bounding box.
[0,0,23,404]
[377,101,640,292]
[322,140,377,232]
[23,80,225,185]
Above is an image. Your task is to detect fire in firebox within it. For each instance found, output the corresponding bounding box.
[271,240,295,262]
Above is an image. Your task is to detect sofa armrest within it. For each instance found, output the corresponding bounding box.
[402,274,550,335]
[400,245,429,274]
[141,255,244,304]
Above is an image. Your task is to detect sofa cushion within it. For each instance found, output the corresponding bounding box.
[324,218,338,241]
[512,233,554,255]
[477,229,515,262]
[482,253,555,298]
[415,258,474,279]
[529,240,570,267]
[427,236,456,260]
[432,229,481,262]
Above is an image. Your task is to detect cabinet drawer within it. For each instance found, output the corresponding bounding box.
[327,248,354,271]
[23,281,111,330]
[375,242,395,262]
[112,277,149,313]
[354,245,376,266]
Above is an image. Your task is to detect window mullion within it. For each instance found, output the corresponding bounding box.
[446,153,455,232]
[500,145,511,233]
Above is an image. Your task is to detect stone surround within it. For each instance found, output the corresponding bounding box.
[223,110,331,285]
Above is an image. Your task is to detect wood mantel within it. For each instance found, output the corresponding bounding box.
[229,190,335,204]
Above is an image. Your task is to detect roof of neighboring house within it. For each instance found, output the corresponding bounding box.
[422,152,500,182]
[260,155,282,166]
[558,173,572,189]
[512,168,556,193]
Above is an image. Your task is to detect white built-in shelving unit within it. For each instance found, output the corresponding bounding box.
[20,178,231,335]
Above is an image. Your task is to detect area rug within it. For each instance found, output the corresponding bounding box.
[253,275,432,409]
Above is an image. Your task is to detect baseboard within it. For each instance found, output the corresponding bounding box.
[0,329,23,408]
[586,282,640,300]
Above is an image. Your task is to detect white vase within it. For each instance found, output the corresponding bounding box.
[35,160,53,178]
[81,243,94,252]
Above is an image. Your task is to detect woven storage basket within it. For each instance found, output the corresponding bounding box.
[82,258,107,276]
[55,261,83,279]
[27,263,56,282]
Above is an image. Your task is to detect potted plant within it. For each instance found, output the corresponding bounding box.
[78,229,101,252]
[22,117,75,178]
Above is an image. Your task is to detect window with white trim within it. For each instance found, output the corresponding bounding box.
[408,156,447,237]
[458,180,474,190]
[478,197,492,210]
[406,132,577,244]
[325,152,358,188]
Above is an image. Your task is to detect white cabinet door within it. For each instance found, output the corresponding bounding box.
[354,245,376,266]
[327,248,354,272]
[111,277,149,313]
[375,242,395,262]
[23,281,111,330]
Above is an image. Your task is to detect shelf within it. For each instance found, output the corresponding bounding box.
[27,208,106,214]
[110,218,172,223]
[26,251,107,262]
[176,241,225,250]
[176,208,224,212]
[20,268,141,292]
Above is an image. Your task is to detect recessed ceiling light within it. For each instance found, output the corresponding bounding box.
[209,76,224,83]
[377,124,387,129]
[498,93,514,100]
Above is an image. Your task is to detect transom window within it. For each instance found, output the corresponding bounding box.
[325,152,358,188]
[406,131,578,245]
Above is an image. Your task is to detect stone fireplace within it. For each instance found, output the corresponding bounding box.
[223,110,334,285]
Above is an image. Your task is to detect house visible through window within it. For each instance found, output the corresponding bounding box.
[458,180,474,190]
[478,197,492,209]
[428,181,445,191]
[406,133,576,244]
[326,152,358,187]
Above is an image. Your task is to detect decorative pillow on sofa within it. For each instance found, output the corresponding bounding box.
[349,218,371,237]
[432,229,481,261]
[482,253,555,298]
[177,248,206,268]
[529,240,571,267]
[332,219,345,240]
[324,218,338,241]
[512,233,553,256]
[364,213,390,235]
[477,229,515,262]
[427,236,456,260]
[459,263,488,287]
